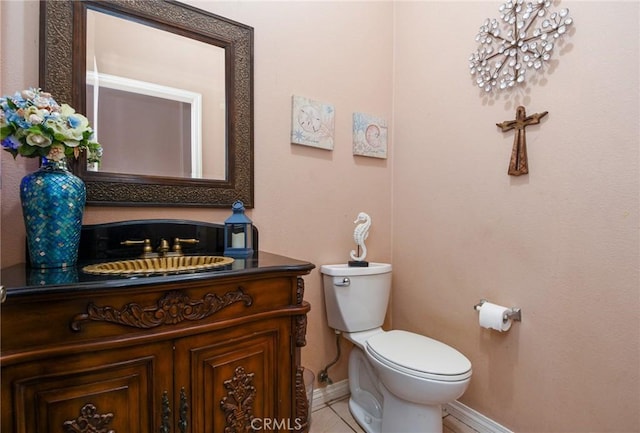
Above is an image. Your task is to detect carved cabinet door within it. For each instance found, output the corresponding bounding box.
[174,318,294,433]
[1,341,173,433]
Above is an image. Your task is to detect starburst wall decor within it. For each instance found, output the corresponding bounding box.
[469,0,573,92]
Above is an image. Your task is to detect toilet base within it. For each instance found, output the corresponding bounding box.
[349,397,381,433]
[379,385,443,433]
[348,344,383,433]
[349,386,444,433]
[347,346,445,433]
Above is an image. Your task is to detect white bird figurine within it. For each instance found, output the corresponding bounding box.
[350,212,371,262]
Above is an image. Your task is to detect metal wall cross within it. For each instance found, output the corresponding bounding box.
[496,106,548,176]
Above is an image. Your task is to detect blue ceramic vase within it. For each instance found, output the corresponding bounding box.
[20,158,86,268]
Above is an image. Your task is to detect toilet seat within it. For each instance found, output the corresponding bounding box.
[365,330,472,382]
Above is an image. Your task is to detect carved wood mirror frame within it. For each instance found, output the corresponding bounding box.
[39,0,254,207]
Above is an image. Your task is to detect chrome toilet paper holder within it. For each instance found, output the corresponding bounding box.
[473,299,522,322]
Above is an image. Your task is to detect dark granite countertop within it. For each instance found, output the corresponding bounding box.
[1,251,315,299]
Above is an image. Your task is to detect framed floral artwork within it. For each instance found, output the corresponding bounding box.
[291,95,335,150]
[353,112,387,159]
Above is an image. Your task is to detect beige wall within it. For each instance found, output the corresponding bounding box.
[1,1,638,432]
[392,1,639,432]
[1,0,40,268]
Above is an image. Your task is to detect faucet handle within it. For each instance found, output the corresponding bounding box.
[121,239,153,256]
[172,238,199,254]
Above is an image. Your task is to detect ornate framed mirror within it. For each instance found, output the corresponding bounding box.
[39,0,254,207]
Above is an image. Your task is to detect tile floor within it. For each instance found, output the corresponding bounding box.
[309,396,478,433]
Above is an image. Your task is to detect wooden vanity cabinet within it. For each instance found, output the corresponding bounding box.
[1,255,313,433]
[1,341,172,432]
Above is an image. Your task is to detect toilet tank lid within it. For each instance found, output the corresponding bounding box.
[320,263,392,276]
[366,330,472,377]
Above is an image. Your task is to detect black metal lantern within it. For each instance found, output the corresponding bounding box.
[224,200,254,258]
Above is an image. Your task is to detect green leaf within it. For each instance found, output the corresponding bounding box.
[27,125,43,134]
[18,145,38,157]
[1,125,13,139]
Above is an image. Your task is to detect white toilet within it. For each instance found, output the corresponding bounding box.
[321,263,472,433]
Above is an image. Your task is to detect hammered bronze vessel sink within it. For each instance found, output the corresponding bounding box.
[82,255,235,276]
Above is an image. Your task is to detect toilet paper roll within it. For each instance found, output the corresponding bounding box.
[479,302,512,332]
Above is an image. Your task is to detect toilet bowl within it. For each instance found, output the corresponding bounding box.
[321,263,472,433]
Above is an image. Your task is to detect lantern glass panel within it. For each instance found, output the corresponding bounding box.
[226,224,252,249]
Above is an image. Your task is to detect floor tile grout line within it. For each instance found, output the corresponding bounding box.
[328,404,362,433]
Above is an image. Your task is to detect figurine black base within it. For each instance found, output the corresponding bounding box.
[348,260,369,267]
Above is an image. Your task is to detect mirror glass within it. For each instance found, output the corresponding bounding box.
[86,9,226,180]
[39,0,254,207]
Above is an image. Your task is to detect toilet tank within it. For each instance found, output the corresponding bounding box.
[320,263,392,332]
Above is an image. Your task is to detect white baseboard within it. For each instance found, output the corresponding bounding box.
[444,400,513,433]
[313,379,512,433]
[311,379,350,410]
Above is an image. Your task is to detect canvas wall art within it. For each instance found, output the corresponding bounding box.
[353,112,388,159]
[291,95,335,150]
